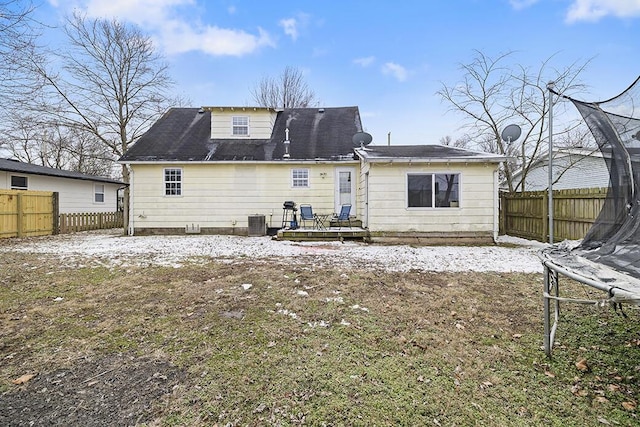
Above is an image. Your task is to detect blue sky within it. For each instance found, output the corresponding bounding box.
[38,0,640,146]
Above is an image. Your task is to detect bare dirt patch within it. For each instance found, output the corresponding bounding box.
[2,354,185,427]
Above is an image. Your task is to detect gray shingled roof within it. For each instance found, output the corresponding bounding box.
[355,145,507,162]
[0,158,124,184]
[119,106,363,162]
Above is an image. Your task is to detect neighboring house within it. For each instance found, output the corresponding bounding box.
[507,148,610,192]
[119,106,506,241]
[0,158,124,213]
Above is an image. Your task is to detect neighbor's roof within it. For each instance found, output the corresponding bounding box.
[355,145,508,163]
[119,106,363,162]
[0,158,124,185]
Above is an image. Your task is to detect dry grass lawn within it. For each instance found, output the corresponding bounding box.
[0,248,638,426]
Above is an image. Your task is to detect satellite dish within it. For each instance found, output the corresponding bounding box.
[633,130,640,141]
[352,132,373,147]
[501,124,522,142]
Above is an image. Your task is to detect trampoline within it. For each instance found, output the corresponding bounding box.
[540,76,640,356]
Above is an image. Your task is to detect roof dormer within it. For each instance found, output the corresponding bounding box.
[205,106,278,139]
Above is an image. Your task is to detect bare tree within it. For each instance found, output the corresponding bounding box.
[437,50,590,192]
[0,0,44,154]
[251,66,317,108]
[439,134,470,148]
[0,1,40,100]
[32,12,177,232]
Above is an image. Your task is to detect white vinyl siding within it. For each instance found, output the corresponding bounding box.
[0,171,120,213]
[128,163,359,231]
[211,109,277,139]
[364,163,497,234]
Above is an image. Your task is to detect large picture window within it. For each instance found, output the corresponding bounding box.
[164,168,182,196]
[408,173,459,208]
[291,168,309,188]
[232,116,249,136]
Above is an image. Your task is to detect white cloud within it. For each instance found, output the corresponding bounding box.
[353,56,375,67]
[381,62,408,82]
[566,0,640,22]
[278,13,310,41]
[279,17,299,40]
[160,22,274,56]
[52,0,275,57]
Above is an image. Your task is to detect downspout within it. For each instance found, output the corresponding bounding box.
[128,167,135,236]
[493,168,499,243]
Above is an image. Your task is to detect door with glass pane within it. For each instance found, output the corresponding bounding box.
[335,168,355,214]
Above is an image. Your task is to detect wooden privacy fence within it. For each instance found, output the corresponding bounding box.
[1,189,124,238]
[500,187,609,243]
[59,211,123,233]
[0,189,57,238]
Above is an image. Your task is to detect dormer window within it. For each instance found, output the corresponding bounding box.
[232,116,249,136]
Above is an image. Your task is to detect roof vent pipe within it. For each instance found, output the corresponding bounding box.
[283,128,290,159]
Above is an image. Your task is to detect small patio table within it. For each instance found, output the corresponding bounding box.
[315,213,331,230]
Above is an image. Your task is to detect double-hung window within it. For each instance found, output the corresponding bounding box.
[164,168,182,196]
[291,168,309,188]
[10,175,27,190]
[94,184,105,203]
[407,173,459,208]
[232,116,249,136]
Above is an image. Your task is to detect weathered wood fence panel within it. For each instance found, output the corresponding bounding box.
[0,190,56,238]
[59,211,124,233]
[500,187,609,243]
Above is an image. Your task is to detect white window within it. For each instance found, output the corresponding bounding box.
[164,168,182,196]
[291,168,309,188]
[94,184,105,203]
[232,116,249,136]
[407,173,460,208]
[10,175,27,190]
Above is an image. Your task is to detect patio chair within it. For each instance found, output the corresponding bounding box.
[333,204,352,229]
[299,204,320,229]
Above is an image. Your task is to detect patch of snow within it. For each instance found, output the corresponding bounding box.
[0,229,545,273]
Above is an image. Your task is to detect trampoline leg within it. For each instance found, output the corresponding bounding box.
[543,266,560,358]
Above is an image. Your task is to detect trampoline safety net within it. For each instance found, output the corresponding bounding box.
[559,76,640,278]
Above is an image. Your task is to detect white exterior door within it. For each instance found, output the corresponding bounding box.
[334,167,356,214]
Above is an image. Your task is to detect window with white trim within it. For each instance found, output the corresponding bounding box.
[291,168,309,188]
[407,173,459,208]
[10,175,27,190]
[164,168,182,196]
[94,184,105,203]
[232,116,249,136]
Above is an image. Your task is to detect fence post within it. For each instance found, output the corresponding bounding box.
[52,192,60,235]
[499,193,505,235]
[542,191,549,243]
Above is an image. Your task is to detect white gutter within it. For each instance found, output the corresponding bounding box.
[119,159,360,166]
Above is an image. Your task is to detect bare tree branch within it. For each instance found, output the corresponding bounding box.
[437,50,592,192]
[251,66,317,108]
[28,12,178,231]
